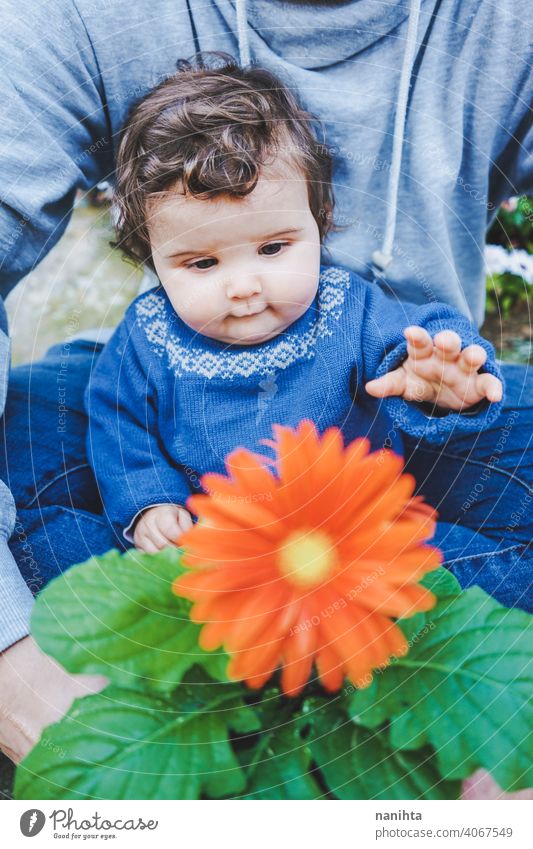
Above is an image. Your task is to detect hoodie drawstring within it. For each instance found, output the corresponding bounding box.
[236,0,251,66]
[372,0,422,279]
[234,0,422,281]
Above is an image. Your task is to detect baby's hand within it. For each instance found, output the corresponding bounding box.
[365,327,503,411]
[133,504,193,553]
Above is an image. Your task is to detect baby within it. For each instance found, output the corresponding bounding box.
[85,55,503,553]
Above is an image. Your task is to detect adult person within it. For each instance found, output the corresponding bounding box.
[0,0,531,767]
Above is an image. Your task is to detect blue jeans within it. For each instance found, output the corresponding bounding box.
[1,342,532,610]
[402,362,532,611]
[0,342,118,592]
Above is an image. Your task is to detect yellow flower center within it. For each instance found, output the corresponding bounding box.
[278,529,337,587]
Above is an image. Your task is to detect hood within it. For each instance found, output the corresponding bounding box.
[235,0,412,69]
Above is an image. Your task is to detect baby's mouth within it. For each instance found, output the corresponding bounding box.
[230,304,267,319]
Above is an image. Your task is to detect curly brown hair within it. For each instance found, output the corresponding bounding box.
[113,53,334,269]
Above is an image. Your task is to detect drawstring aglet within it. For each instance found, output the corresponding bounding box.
[371,249,393,277]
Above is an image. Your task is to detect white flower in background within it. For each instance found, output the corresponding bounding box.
[484,245,509,276]
[506,250,533,284]
[485,244,533,285]
[501,197,519,213]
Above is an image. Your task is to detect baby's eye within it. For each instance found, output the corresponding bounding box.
[187,258,217,270]
[259,241,288,256]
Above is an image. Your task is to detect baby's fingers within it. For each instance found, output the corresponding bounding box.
[135,526,169,553]
[366,368,406,398]
[459,344,487,373]
[433,330,462,360]
[157,512,184,544]
[476,372,503,404]
[404,326,434,360]
[177,508,193,533]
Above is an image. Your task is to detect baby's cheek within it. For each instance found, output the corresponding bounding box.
[288,272,320,314]
[164,279,213,323]
[187,292,225,326]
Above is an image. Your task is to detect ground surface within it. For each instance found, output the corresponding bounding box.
[5,201,142,365]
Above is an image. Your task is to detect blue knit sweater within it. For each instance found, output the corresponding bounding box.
[85,266,503,533]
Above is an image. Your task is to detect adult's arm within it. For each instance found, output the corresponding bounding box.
[0,483,34,652]
[0,0,112,650]
[0,0,112,297]
[489,8,533,205]
[0,300,34,650]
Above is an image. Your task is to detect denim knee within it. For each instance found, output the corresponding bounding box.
[446,544,532,613]
[0,340,103,510]
[9,504,121,592]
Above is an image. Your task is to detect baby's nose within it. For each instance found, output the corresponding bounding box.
[226,274,262,299]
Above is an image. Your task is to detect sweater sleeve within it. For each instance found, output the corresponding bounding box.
[358,281,504,445]
[0,311,34,649]
[85,312,192,535]
[0,480,34,651]
[0,0,112,297]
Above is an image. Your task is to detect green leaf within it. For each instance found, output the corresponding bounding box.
[240,728,321,799]
[420,566,462,598]
[348,587,533,789]
[15,677,259,800]
[223,684,321,799]
[31,548,228,692]
[392,567,462,651]
[308,702,460,800]
[237,695,321,799]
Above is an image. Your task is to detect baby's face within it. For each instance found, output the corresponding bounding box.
[147,163,321,345]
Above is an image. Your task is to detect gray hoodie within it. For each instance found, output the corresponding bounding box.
[0,0,531,646]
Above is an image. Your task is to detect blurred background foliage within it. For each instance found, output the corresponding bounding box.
[483,195,532,364]
[487,195,533,254]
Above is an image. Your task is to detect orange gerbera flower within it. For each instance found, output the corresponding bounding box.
[173,420,441,696]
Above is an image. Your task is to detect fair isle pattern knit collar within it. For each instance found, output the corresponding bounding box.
[135,266,352,380]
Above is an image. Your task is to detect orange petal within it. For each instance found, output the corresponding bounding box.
[199,621,230,651]
[225,448,278,494]
[223,586,293,652]
[173,565,271,597]
[290,428,350,525]
[273,424,314,497]
[346,580,437,618]
[185,497,281,540]
[280,623,317,696]
[327,453,405,532]
[328,469,415,539]
[188,587,257,624]
[317,592,388,684]
[379,620,409,661]
[341,519,439,562]
[227,635,284,683]
[315,644,346,692]
[244,668,278,690]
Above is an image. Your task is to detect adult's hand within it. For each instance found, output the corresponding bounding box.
[462,769,533,800]
[0,635,107,763]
